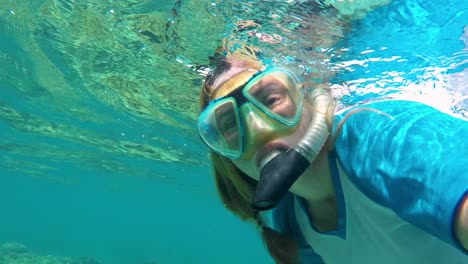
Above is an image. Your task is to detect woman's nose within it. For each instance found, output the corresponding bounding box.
[239,105,282,158]
[245,111,277,137]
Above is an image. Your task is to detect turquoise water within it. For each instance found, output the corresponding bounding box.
[0,0,466,263]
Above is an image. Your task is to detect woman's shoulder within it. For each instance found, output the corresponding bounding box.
[334,99,466,129]
[337,99,442,115]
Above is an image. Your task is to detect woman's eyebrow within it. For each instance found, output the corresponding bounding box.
[251,81,285,94]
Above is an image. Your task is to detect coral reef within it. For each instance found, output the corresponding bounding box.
[0,242,101,264]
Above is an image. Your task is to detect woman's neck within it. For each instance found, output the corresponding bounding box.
[306,195,338,232]
[292,151,338,232]
[292,151,336,200]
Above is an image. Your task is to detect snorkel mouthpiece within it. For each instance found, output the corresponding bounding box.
[253,149,309,210]
[252,88,333,211]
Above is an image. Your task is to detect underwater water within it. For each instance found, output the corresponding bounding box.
[0,0,466,263]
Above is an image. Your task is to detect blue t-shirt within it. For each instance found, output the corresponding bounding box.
[272,100,468,263]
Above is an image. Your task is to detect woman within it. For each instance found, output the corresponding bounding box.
[197,55,468,263]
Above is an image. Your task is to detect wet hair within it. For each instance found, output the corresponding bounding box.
[200,59,233,107]
[200,59,300,264]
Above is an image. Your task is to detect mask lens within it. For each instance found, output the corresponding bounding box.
[197,98,242,158]
[244,69,303,126]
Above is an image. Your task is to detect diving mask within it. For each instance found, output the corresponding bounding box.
[197,68,304,159]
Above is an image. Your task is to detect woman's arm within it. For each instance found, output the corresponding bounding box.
[455,194,468,250]
[334,100,468,253]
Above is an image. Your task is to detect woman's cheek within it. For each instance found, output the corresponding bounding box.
[232,159,260,181]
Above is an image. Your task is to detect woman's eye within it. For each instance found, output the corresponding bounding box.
[249,82,288,109]
[224,119,235,130]
[220,116,236,131]
[263,93,282,107]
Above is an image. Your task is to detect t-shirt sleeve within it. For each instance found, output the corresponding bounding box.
[334,100,468,252]
[272,193,325,263]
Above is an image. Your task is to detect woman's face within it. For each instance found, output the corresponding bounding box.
[231,109,312,182]
[207,66,313,182]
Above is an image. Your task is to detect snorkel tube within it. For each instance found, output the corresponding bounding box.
[252,87,334,210]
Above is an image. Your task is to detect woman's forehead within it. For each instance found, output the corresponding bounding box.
[212,67,247,87]
[210,68,258,98]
